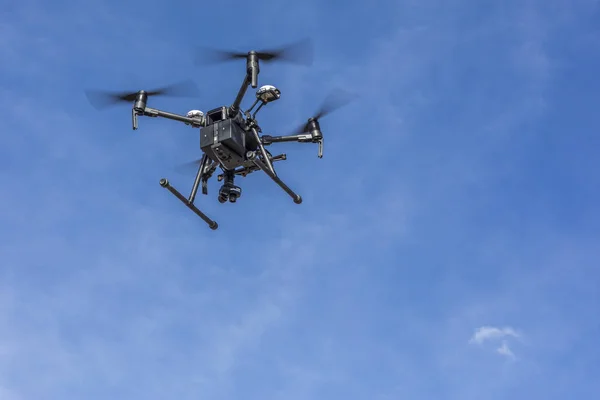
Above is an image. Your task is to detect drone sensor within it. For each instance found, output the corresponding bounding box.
[186,109,204,119]
[256,85,281,103]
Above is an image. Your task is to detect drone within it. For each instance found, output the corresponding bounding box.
[85,39,351,230]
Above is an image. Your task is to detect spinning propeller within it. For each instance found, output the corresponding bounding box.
[195,38,314,66]
[85,80,199,110]
[290,88,354,135]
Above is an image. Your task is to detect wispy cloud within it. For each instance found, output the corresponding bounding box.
[469,326,520,345]
[469,326,521,360]
[497,340,516,360]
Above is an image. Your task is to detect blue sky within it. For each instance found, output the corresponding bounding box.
[1,0,599,399]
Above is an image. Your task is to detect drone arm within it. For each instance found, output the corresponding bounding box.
[261,133,323,158]
[261,134,312,144]
[142,107,204,127]
[229,75,251,117]
[229,53,260,117]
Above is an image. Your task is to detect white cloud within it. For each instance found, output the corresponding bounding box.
[469,326,521,361]
[497,340,516,360]
[469,326,520,345]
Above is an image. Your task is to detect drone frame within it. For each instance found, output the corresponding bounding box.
[129,50,323,230]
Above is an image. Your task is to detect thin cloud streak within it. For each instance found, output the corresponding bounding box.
[470,326,520,345]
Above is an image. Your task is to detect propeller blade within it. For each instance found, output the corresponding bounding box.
[180,157,203,168]
[290,121,310,135]
[195,38,313,66]
[85,80,200,110]
[173,158,204,175]
[291,88,355,134]
[255,38,314,65]
[313,88,354,120]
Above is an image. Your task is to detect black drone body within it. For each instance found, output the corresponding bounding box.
[86,39,350,230]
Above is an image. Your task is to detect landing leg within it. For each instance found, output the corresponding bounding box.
[159,178,218,230]
[246,151,302,204]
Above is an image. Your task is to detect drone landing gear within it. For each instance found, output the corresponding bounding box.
[159,178,218,229]
[159,156,218,230]
[218,170,242,203]
[246,151,302,204]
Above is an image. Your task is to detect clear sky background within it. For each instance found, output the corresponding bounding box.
[1,0,599,399]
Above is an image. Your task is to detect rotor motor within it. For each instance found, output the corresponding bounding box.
[133,91,148,113]
[306,118,322,141]
[246,51,260,88]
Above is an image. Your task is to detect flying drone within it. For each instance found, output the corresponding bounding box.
[85,39,351,230]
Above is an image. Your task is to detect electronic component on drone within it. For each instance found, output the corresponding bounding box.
[84,38,352,231]
[185,109,204,125]
[256,85,281,103]
[186,109,204,119]
[200,106,248,170]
